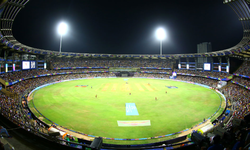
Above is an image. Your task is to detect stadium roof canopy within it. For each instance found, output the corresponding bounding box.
[0,0,250,59]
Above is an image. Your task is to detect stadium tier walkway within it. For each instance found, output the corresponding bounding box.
[56,119,212,148]
[57,126,94,141]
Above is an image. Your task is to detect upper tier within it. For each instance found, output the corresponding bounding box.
[0,0,250,58]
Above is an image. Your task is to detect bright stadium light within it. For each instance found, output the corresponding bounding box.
[155,27,166,55]
[58,22,68,35]
[57,22,68,53]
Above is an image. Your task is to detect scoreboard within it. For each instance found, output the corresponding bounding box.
[203,63,211,71]
[22,61,36,70]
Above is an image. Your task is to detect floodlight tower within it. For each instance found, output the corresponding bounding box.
[57,22,68,53]
[156,28,166,55]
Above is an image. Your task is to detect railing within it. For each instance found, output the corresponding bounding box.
[0,74,232,149]
[0,78,6,86]
[0,88,17,98]
[17,84,92,149]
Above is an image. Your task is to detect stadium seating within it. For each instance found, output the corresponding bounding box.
[234,61,250,76]
[0,0,250,147]
[0,59,250,149]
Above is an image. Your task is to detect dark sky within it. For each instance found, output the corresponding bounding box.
[12,0,243,54]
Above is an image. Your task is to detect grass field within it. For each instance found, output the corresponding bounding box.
[29,78,223,144]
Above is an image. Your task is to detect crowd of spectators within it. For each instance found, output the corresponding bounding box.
[234,61,250,76]
[0,94,22,126]
[134,73,219,88]
[176,75,218,88]
[50,58,173,68]
[229,60,250,90]
[222,84,250,121]
[140,69,172,74]
[175,69,231,79]
[0,69,113,83]
[0,72,117,148]
[0,92,49,138]
[1,58,242,85]
[0,59,250,149]
[212,83,250,149]
[0,70,49,82]
[134,72,171,78]
[6,73,116,94]
[53,68,109,73]
[232,76,250,87]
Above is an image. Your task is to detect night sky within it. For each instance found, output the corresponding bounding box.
[12,0,243,55]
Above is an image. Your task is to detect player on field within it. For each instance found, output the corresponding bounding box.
[155,97,157,101]
[95,94,97,98]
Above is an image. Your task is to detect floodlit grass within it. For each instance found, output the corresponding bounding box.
[29,78,222,144]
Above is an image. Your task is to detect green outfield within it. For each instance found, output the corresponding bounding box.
[28,78,223,144]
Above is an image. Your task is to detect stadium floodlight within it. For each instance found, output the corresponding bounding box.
[57,22,68,53]
[155,27,166,55]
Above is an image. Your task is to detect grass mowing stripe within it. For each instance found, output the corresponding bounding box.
[135,83,144,91]
[29,78,223,144]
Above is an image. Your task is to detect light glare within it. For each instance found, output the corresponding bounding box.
[58,22,68,35]
[156,28,166,40]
